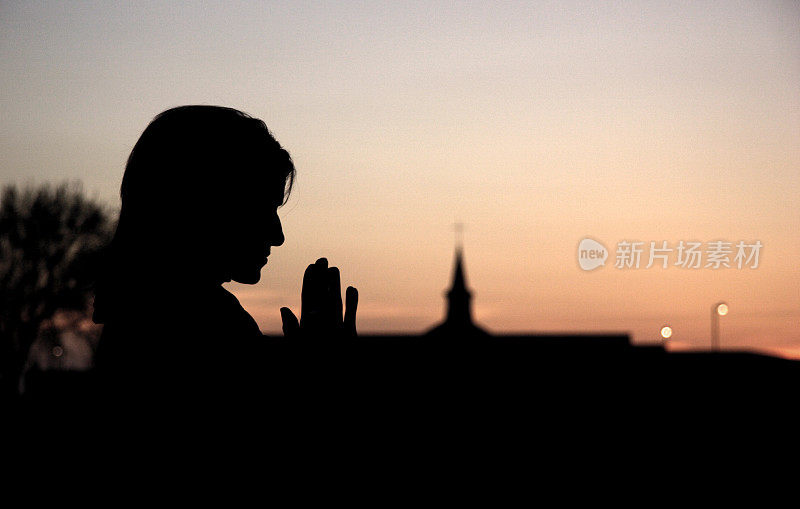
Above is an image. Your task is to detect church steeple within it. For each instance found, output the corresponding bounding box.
[446,247,473,325]
[425,225,489,338]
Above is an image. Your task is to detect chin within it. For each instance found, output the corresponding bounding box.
[231,267,262,285]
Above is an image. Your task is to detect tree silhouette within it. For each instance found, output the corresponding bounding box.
[0,183,114,397]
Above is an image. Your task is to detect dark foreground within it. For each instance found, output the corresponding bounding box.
[19,333,799,411]
[9,333,797,483]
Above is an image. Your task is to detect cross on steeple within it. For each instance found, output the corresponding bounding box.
[453,221,465,250]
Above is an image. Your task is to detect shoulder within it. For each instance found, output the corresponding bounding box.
[96,285,263,368]
[212,286,262,338]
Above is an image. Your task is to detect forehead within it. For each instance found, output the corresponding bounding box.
[234,177,286,208]
[229,146,290,204]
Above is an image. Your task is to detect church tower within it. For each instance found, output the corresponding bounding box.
[426,245,489,338]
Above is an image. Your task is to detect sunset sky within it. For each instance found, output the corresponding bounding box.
[2,1,798,357]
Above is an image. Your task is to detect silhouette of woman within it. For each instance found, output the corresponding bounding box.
[93,106,357,386]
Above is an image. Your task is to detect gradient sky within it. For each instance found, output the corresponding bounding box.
[2,1,798,356]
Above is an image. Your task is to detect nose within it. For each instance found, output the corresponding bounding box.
[269,214,285,247]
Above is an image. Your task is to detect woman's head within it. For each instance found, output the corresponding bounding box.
[112,105,295,285]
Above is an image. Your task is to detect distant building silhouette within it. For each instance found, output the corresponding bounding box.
[426,247,489,338]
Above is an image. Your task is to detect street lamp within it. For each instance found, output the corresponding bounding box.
[660,325,672,350]
[711,302,728,352]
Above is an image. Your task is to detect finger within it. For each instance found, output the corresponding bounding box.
[301,258,328,329]
[301,263,315,308]
[344,286,358,337]
[327,266,343,323]
[310,257,328,304]
[280,307,300,337]
[300,264,316,326]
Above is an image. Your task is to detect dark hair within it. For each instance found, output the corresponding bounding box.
[94,106,295,322]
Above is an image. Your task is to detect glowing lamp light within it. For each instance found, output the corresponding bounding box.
[711,301,729,351]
